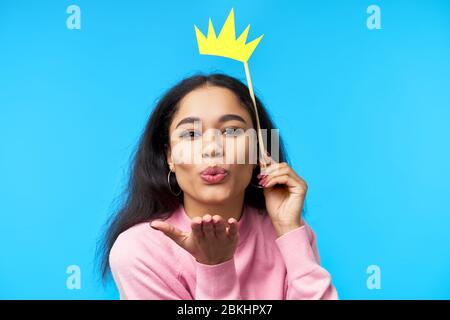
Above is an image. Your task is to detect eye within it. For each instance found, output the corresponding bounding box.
[179,130,201,139]
[223,127,244,137]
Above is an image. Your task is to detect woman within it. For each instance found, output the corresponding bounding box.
[99,73,338,299]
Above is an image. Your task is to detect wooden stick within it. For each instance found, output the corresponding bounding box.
[244,61,267,168]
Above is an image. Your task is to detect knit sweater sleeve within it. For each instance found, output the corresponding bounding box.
[275,224,339,300]
[109,232,192,300]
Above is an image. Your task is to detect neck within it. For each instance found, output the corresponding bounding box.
[182,193,245,227]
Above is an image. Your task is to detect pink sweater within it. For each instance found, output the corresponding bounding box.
[109,203,338,300]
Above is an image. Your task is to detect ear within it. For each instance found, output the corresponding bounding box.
[165,143,174,171]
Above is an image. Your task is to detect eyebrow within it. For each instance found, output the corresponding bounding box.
[175,114,247,129]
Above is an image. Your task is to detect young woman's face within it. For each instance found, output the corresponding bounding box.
[166,85,257,204]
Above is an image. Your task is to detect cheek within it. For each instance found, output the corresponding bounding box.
[224,135,258,165]
[172,164,197,190]
[230,164,254,188]
[170,140,203,165]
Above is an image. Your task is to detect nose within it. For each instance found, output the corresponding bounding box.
[202,129,224,159]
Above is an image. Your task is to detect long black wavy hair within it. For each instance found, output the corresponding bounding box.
[97,73,296,282]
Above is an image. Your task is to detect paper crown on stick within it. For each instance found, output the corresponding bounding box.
[194,8,263,63]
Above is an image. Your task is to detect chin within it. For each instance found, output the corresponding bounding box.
[199,186,233,203]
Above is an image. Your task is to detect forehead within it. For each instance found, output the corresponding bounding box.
[170,86,253,129]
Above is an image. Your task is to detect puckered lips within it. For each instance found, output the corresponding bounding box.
[200,166,229,184]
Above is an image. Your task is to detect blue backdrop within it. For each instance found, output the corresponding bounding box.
[1,0,449,299]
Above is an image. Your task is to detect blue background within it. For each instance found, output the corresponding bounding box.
[1,0,449,299]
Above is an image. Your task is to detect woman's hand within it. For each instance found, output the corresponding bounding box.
[150,214,239,265]
[258,152,308,237]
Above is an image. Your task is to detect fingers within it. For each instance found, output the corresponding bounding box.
[263,172,307,195]
[212,215,227,239]
[263,174,290,188]
[258,165,290,185]
[150,220,187,246]
[191,216,203,238]
[190,214,237,241]
[258,161,287,178]
[201,214,215,238]
[258,153,287,182]
[227,218,238,239]
[257,161,306,190]
[259,151,276,168]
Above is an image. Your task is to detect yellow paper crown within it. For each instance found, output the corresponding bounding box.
[194,8,264,63]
